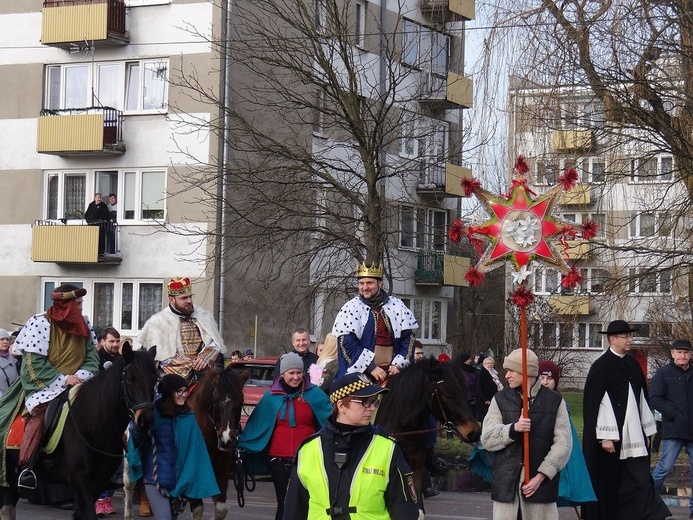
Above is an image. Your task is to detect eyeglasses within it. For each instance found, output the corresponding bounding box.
[350,397,380,408]
[174,388,189,397]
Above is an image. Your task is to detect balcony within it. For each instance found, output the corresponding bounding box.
[417,162,473,197]
[37,107,125,156]
[552,129,592,152]
[548,294,590,315]
[419,0,475,21]
[32,221,122,264]
[564,240,590,261]
[417,71,473,109]
[560,185,591,205]
[42,0,128,48]
[415,250,470,286]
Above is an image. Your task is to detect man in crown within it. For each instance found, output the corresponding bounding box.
[138,277,226,376]
[332,261,418,383]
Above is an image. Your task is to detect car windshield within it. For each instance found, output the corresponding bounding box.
[246,365,274,386]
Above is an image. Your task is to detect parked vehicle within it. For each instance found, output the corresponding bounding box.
[228,356,278,426]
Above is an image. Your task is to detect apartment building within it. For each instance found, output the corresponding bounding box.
[0,0,475,355]
[508,76,689,383]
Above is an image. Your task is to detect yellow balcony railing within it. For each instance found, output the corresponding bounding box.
[447,72,473,108]
[445,164,472,197]
[37,107,125,156]
[552,129,592,151]
[549,294,590,315]
[32,223,99,263]
[564,240,590,261]
[443,254,470,286]
[42,0,128,47]
[560,185,591,205]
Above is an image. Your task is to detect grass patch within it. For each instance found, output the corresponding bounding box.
[563,391,584,439]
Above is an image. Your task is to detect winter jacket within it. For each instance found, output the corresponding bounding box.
[649,360,693,441]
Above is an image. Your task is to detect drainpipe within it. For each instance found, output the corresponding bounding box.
[215,0,233,333]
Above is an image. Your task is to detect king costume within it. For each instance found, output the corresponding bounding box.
[0,285,99,486]
[582,324,670,520]
[138,277,226,369]
[332,262,418,378]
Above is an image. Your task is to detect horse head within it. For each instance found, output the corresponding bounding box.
[428,359,481,443]
[210,365,248,452]
[121,343,158,431]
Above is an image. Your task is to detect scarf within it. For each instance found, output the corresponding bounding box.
[360,289,384,308]
[46,300,90,338]
[488,367,504,391]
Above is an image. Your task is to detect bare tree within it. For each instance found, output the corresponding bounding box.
[162,0,472,346]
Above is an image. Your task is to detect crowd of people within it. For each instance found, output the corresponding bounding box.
[0,261,689,520]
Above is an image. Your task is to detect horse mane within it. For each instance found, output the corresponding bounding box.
[71,356,127,433]
[378,357,442,429]
[217,367,245,402]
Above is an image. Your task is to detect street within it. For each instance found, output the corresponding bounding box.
[15,480,692,519]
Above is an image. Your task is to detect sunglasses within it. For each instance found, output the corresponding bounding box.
[350,397,380,408]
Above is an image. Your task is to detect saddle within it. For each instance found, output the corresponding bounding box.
[6,390,71,453]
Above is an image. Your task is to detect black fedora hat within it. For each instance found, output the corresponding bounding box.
[598,320,640,335]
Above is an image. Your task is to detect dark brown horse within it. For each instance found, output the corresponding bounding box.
[0,343,158,520]
[185,365,247,520]
[375,357,481,512]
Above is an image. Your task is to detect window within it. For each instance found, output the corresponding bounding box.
[355,1,366,47]
[400,115,449,183]
[630,154,674,182]
[629,212,672,238]
[400,297,444,341]
[315,0,326,34]
[578,322,603,349]
[561,97,604,130]
[314,88,326,135]
[42,278,164,334]
[578,157,606,183]
[533,268,558,294]
[124,170,166,220]
[399,206,448,251]
[627,268,672,294]
[401,19,448,75]
[45,59,169,113]
[535,160,559,185]
[44,169,166,222]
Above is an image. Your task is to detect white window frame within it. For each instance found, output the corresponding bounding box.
[630,154,674,183]
[532,268,559,295]
[577,156,606,183]
[41,278,165,337]
[561,211,606,237]
[399,206,448,251]
[44,169,167,224]
[45,59,169,114]
[577,322,603,349]
[535,159,560,185]
[628,212,672,238]
[400,297,445,342]
[627,268,672,294]
[355,1,366,48]
[401,19,448,75]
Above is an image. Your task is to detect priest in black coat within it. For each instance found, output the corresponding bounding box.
[581,320,670,520]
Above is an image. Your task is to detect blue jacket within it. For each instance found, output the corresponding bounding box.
[127,405,220,499]
[650,359,693,441]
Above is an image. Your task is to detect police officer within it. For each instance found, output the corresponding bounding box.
[282,373,419,520]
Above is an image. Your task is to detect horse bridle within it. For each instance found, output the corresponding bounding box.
[390,379,461,439]
[122,363,155,420]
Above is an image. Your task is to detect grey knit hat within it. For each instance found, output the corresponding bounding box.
[280,352,304,374]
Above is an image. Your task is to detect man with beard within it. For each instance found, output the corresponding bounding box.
[332,261,418,382]
[138,277,226,376]
[0,284,100,489]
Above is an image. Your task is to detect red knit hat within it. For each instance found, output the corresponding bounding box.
[538,360,560,389]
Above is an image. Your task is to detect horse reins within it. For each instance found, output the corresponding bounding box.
[66,364,154,458]
[389,379,463,440]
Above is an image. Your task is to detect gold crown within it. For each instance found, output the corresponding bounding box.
[168,277,192,296]
[356,261,383,279]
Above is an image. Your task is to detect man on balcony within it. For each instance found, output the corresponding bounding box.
[138,277,226,381]
[84,192,111,258]
[332,261,418,383]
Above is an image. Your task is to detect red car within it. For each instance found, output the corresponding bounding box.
[229,356,278,426]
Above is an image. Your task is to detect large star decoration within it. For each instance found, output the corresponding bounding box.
[448,156,598,288]
[473,180,574,273]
